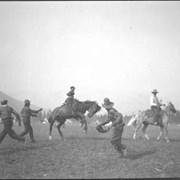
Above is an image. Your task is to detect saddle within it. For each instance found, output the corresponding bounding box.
[144,109,163,125]
[62,98,78,116]
[144,109,154,118]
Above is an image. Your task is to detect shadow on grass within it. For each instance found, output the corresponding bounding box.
[0,141,58,156]
[125,148,157,160]
[168,138,180,142]
[66,136,110,140]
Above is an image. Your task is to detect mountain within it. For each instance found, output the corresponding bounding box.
[0,90,40,113]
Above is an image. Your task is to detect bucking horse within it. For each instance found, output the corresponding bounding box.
[48,99,101,140]
[127,101,177,142]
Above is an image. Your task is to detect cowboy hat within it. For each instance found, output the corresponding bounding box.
[70,86,75,89]
[0,99,8,105]
[151,89,159,94]
[102,98,114,109]
[24,99,31,105]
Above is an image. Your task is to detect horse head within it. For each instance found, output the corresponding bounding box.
[166,101,176,113]
[85,101,101,117]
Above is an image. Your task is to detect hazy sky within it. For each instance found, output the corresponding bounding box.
[0,1,180,114]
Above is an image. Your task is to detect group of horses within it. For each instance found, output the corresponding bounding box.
[47,98,177,143]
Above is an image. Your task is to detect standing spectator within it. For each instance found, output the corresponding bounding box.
[0,99,26,144]
[20,99,42,143]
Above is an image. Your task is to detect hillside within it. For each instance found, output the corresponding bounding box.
[0,90,40,113]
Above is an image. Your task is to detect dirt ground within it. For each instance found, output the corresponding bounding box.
[0,121,180,179]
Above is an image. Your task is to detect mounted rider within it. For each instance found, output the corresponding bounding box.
[150,89,165,125]
[64,86,88,131]
[65,86,77,115]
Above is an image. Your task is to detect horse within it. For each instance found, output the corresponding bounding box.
[127,102,177,142]
[48,99,101,140]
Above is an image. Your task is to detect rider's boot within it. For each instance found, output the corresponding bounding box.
[153,114,159,125]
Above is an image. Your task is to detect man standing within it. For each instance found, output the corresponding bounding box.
[98,98,127,158]
[150,89,165,125]
[20,99,42,143]
[0,99,26,144]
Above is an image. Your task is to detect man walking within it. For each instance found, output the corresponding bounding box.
[20,99,42,143]
[98,98,127,158]
[0,99,26,144]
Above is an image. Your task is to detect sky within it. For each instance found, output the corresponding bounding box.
[0,1,180,115]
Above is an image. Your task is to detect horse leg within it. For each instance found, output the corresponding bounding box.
[142,123,150,140]
[157,125,163,141]
[80,119,84,127]
[56,119,66,141]
[163,125,169,143]
[49,121,54,140]
[133,122,143,140]
[76,113,87,133]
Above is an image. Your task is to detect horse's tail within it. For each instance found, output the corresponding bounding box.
[127,114,137,127]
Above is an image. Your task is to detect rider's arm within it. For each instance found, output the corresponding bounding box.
[159,102,166,106]
[30,108,42,114]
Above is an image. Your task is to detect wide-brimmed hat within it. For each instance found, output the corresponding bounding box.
[151,89,159,94]
[24,99,31,105]
[1,99,8,105]
[102,98,114,109]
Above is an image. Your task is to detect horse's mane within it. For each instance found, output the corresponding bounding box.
[75,99,96,104]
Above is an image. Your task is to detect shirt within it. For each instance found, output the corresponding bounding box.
[66,89,75,98]
[150,95,160,107]
[21,106,39,122]
[0,105,19,120]
[101,107,123,127]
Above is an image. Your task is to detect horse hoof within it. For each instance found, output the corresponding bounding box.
[166,140,170,143]
[49,136,52,140]
[83,130,87,133]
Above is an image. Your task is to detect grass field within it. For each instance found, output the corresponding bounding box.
[0,121,180,179]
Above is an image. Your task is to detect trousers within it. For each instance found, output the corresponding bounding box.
[110,124,126,154]
[151,106,161,123]
[0,119,25,143]
[20,120,35,141]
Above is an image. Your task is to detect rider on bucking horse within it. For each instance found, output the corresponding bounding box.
[64,86,87,127]
[65,86,76,115]
[150,89,165,125]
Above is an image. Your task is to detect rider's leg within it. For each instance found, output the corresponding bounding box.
[152,107,159,125]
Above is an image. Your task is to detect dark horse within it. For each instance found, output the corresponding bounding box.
[48,100,101,140]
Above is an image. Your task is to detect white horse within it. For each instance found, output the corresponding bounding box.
[127,102,177,142]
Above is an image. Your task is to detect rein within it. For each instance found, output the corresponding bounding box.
[86,101,97,112]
